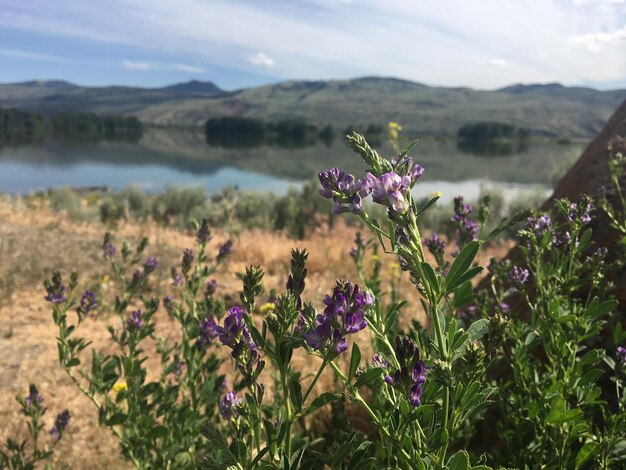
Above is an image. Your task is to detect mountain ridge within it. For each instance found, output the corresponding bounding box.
[0,77,624,137]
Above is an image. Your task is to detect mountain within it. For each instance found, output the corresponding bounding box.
[0,80,225,116]
[0,77,624,137]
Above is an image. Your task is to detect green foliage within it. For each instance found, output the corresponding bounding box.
[0,107,49,147]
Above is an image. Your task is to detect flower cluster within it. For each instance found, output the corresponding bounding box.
[102,233,116,258]
[506,266,529,289]
[319,167,371,214]
[182,248,194,274]
[206,279,219,296]
[384,336,428,407]
[196,219,212,244]
[44,272,67,304]
[197,316,219,349]
[301,281,373,356]
[424,233,446,265]
[568,197,593,225]
[319,155,425,215]
[527,215,553,238]
[24,384,44,408]
[49,409,71,440]
[218,240,234,260]
[217,306,264,384]
[219,390,241,421]
[126,310,143,331]
[349,231,367,259]
[143,256,159,275]
[76,290,98,319]
[452,196,479,247]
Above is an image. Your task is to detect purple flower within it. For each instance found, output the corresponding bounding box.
[24,384,44,407]
[196,219,212,244]
[44,272,67,304]
[451,196,479,247]
[568,199,593,225]
[143,256,159,275]
[318,167,371,214]
[49,410,70,440]
[499,302,510,314]
[126,310,143,331]
[371,172,412,213]
[206,279,219,296]
[218,240,234,259]
[171,273,183,286]
[391,155,425,187]
[219,390,241,421]
[506,266,529,289]
[617,346,626,366]
[371,353,390,369]
[528,215,553,237]
[102,233,116,258]
[302,281,373,356]
[425,233,446,262]
[197,316,219,349]
[182,249,194,273]
[385,335,428,407]
[76,291,98,318]
[217,306,264,384]
[458,305,478,321]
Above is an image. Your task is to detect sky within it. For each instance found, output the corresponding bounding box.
[1,0,625,91]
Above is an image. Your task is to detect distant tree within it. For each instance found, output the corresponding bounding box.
[205,116,266,148]
[0,107,49,147]
[318,125,335,146]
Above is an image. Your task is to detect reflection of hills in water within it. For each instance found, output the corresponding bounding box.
[0,128,587,186]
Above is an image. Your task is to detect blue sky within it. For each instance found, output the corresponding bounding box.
[1,0,625,90]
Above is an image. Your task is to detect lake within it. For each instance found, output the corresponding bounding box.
[0,128,586,204]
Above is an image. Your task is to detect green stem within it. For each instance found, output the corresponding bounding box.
[281,366,292,460]
[302,358,328,404]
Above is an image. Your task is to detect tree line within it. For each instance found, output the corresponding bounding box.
[0,107,143,147]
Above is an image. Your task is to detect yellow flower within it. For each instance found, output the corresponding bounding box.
[390,262,400,277]
[112,382,127,396]
[259,302,276,315]
[432,191,443,199]
[371,254,380,262]
[388,122,402,130]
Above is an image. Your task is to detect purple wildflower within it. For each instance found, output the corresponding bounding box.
[370,172,412,213]
[126,310,143,331]
[217,306,265,384]
[44,272,67,304]
[506,266,529,289]
[206,279,219,296]
[49,410,71,440]
[424,233,446,264]
[391,155,425,187]
[219,390,241,421]
[384,335,428,406]
[319,167,372,214]
[568,198,593,225]
[499,302,510,314]
[76,291,97,318]
[171,272,183,286]
[197,316,219,349]
[196,219,212,244]
[451,196,479,247]
[302,281,373,356]
[24,384,44,407]
[102,233,116,258]
[218,240,234,260]
[617,346,626,366]
[182,249,194,274]
[371,353,390,369]
[143,256,159,275]
[458,305,478,321]
[528,215,553,237]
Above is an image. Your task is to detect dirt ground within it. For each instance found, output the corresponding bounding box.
[0,199,514,468]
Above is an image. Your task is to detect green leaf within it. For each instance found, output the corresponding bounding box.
[303,392,342,417]
[414,196,440,218]
[354,367,383,389]
[445,241,480,292]
[445,266,483,293]
[348,343,361,382]
[546,395,583,424]
[347,441,373,470]
[289,378,303,411]
[105,413,127,426]
[420,262,440,297]
[466,319,490,341]
[575,442,599,469]
[147,425,168,440]
[66,357,80,367]
[384,301,406,334]
[447,450,470,470]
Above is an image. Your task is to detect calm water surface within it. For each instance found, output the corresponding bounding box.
[0,129,586,203]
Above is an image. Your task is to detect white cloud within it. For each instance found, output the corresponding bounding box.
[0,48,65,62]
[248,51,275,67]
[172,63,205,73]
[570,26,626,51]
[489,58,507,67]
[122,60,151,70]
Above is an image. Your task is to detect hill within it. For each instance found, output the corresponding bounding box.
[0,77,624,137]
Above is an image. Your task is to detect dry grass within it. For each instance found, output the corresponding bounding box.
[0,199,514,467]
